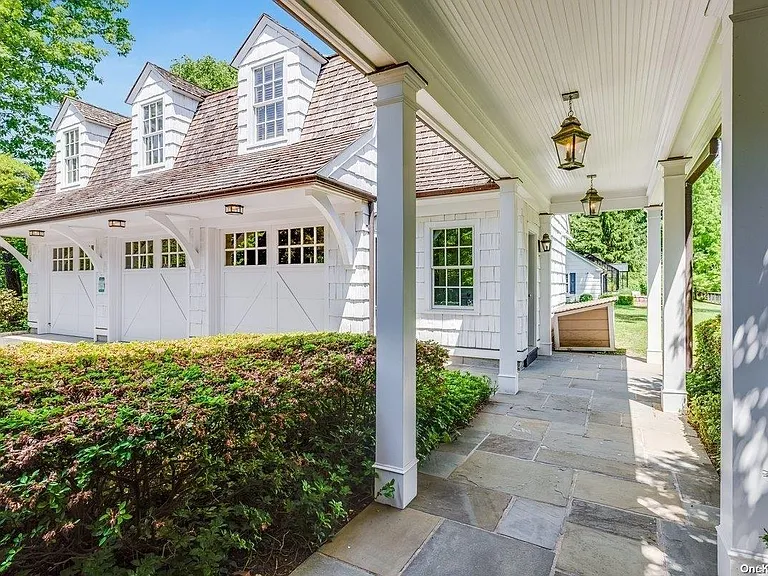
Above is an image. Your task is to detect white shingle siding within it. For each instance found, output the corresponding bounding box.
[54,109,112,191]
[516,199,541,357]
[565,248,603,302]
[550,214,568,309]
[328,207,371,333]
[320,126,377,194]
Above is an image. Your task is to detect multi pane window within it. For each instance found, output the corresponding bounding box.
[432,227,474,308]
[161,238,186,268]
[79,248,94,271]
[52,247,74,272]
[142,100,164,166]
[64,129,79,184]
[224,231,267,266]
[253,60,284,141]
[125,240,154,270]
[278,226,324,265]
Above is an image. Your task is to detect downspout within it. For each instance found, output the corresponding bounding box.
[368,201,376,335]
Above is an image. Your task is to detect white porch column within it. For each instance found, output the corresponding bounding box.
[719,4,768,573]
[659,157,689,412]
[646,206,663,365]
[369,63,425,509]
[539,213,553,356]
[498,179,519,393]
[105,236,122,342]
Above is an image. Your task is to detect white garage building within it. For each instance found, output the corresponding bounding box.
[0,14,566,369]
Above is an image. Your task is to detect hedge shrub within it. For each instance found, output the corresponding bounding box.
[687,392,721,470]
[0,290,25,333]
[616,294,634,306]
[578,293,593,302]
[0,333,493,575]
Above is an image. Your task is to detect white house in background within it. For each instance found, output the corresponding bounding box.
[0,14,567,372]
[565,248,605,302]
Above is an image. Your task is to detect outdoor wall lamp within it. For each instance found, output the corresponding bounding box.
[224,203,244,215]
[108,219,126,228]
[28,229,45,237]
[538,233,552,253]
[552,91,590,171]
[581,174,604,218]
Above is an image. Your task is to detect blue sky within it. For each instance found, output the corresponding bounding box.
[78,0,330,114]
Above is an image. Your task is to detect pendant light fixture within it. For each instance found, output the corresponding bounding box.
[581,174,604,217]
[552,91,590,170]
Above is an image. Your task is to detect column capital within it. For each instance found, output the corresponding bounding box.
[496,177,521,194]
[657,156,691,177]
[645,204,663,217]
[368,63,426,106]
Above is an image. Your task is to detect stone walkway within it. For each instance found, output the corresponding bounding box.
[291,352,720,576]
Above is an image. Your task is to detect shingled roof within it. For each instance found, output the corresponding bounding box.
[67,98,129,128]
[2,56,495,229]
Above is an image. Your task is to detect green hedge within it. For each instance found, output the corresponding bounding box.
[687,392,721,470]
[0,333,493,575]
[579,293,593,302]
[0,289,25,332]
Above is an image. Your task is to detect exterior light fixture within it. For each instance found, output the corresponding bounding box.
[552,91,590,171]
[28,229,45,237]
[224,203,244,215]
[539,233,552,253]
[108,219,126,228]
[581,174,604,218]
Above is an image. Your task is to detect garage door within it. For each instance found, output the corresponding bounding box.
[222,226,326,334]
[49,247,95,338]
[121,239,189,341]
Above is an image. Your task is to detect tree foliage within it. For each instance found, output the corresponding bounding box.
[0,0,133,171]
[692,163,721,292]
[170,55,238,92]
[0,155,38,296]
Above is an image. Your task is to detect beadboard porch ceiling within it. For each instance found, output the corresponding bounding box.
[278,0,727,211]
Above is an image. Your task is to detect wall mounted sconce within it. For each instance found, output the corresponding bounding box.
[108,219,126,228]
[539,233,552,253]
[224,203,244,215]
[28,229,45,237]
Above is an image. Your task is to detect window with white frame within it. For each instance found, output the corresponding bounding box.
[52,247,74,272]
[224,231,267,266]
[431,226,474,308]
[142,100,164,166]
[79,248,94,271]
[253,60,284,142]
[125,240,154,270]
[277,226,324,264]
[161,238,186,268]
[568,272,576,295]
[63,129,79,184]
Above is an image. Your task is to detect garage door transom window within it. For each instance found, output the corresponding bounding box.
[53,247,74,272]
[225,231,267,266]
[277,226,324,265]
[79,248,93,271]
[161,239,186,268]
[431,226,474,308]
[125,240,154,270]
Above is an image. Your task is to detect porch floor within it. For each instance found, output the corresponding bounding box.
[291,352,719,576]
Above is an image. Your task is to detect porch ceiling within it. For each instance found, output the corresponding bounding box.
[279,0,726,211]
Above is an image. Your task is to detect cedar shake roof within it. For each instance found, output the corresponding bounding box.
[69,98,130,128]
[150,64,212,100]
[2,56,494,229]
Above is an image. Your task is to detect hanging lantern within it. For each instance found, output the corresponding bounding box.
[581,174,604,217]
[539,233,552,253]
[224,203,244,215]
[552,91,590,170]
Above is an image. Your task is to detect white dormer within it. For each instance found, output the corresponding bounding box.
[51,98,127,192]
[232,14,326,154]
[125,63,210,176]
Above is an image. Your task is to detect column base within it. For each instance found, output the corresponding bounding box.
[647,349,662,366]
[497,373,519,395]
[539,342,553,356]
[718,527,768,576]
[661,389,687,413]
[374,458,418,509]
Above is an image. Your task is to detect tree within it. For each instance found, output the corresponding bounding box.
[0,155,38,296]
[170,55,237,92]
[692,163,721,292]
[0,0,133,171]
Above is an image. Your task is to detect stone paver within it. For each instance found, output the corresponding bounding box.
[451,451,573,505]
[496,497,567,549]
[542,428,638,464]
[477,433,540,459]
[660,521,718,576]
[418,451,465,478]
[535,447,642,481]
[674,471,720,506]
[402,520,555,576]
[409,473,510,531]
[320,504,440,576]
[568,499,658,544]
[291,554,372,576]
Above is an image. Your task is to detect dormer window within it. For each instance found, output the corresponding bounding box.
[253,60,284,142]
[142,100,164,166]
[63,128,79,184]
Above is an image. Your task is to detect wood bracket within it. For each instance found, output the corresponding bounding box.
[0,236,32,274]
[49,225,105,272]
[145,211,201,269]
[306,190,355,266]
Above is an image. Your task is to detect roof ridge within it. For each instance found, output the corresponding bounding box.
[70,97,130,120]
[147,62,212,97]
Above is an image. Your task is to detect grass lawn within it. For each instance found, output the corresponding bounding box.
[614,300,721,359]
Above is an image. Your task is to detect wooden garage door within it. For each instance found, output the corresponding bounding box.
[50,247,94,338]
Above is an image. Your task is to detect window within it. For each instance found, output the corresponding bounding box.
[278,226,324,264]
[253,60,284,141]
[569,272,576,295]
[63,129,79,184]
[142,100,164,166]
[52,247,74,272]
[125,240,154,269]
[431,227,474,308]
[79,248,93,271]
[161,238,186,268]
[224,231,267,266]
